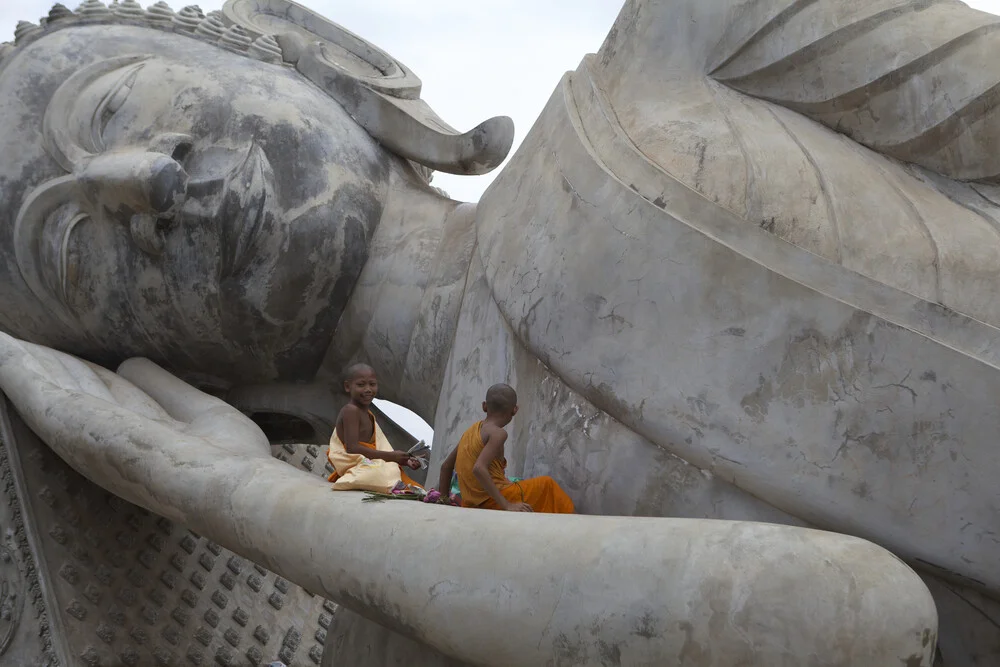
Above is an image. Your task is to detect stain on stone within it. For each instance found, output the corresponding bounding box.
[677,621,708,663]
[687,393,719,418]
[551,632,584,665]
[631,612,657,639]
[920,370,937,382]
[741,374,773,423]
[722,326,746,337]
[597,639,621,666]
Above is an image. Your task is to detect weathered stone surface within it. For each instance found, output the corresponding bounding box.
[323,606,472,667]
[5,0,1000,665]
[0,390,337,666]
[922,575,1000,667]
[436,2,1000,664]
[0,405,60,665]
[0,337,938,666]
[0,1,507,395]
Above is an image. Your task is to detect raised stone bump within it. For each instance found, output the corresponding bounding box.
[219,24,251,53]
[145,1,174,26]
[48,4,75,22]
[194,13,225,40]
[247,34,282,64]
[13,21,41,45]
[76,0,111,17]
[112,0,145,19]
[171,5,202,32]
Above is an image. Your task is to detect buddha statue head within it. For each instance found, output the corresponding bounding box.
[0,0,513,386]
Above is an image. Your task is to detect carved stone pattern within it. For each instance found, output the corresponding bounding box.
[0,404,59,665]
[5,403,337,666]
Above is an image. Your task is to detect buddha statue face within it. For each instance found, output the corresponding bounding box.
[0,21,396,384]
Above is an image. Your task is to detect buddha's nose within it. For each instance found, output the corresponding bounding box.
[77,150,190,218]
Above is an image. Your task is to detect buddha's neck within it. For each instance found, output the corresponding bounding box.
[317,166,477,423]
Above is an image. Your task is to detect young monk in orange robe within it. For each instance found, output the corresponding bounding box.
[437,384,574,513]
[327,364,423,493]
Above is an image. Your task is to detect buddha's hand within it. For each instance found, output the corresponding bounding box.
[0,331,272,493]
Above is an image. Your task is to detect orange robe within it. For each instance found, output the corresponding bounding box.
[454,421,574,514]
[327,411,422,492]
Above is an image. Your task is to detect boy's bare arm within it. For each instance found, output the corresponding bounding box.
[437,446,458,496]
[473,429,532,512]
[340,405,408,464]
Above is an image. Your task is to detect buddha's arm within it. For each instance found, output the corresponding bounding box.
[0,332,937,666]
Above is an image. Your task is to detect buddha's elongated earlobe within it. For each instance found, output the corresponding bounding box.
[222,0,515,176]
[296,42,514,176]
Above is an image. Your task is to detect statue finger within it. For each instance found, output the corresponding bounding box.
[117,357,269,455]
[81,360,175,423]
[6,334,115,401]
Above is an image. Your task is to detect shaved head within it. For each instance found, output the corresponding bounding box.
[343,363,376,383]
[485,383,517,413]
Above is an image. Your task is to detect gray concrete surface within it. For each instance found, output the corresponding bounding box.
[4,1,1000,664]
[0,335,938,666]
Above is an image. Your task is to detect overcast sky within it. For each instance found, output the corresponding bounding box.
[3,0,1000,442]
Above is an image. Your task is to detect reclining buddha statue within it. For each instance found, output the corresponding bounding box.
[0,0,995,665]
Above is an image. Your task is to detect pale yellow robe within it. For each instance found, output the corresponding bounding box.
[327,411,421,492]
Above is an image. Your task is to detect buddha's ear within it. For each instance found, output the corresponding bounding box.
[337,82,514,179]
[296,43,514,176]
[221,1,515,176]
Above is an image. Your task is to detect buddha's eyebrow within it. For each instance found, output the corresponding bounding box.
[43,54,150,173]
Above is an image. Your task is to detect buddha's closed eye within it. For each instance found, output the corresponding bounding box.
[90,61,143,154]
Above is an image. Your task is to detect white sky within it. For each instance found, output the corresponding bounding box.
[3,0,1000,441]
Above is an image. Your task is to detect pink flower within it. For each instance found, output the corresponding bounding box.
[423,490,442,503]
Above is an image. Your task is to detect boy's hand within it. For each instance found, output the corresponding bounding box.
[390,451,422,469]
[503,501,533,512]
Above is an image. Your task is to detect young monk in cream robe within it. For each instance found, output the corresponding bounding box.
[437,384,574,513]
[327,364,423,493]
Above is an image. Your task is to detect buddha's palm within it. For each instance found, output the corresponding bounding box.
[0,332,274,519]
